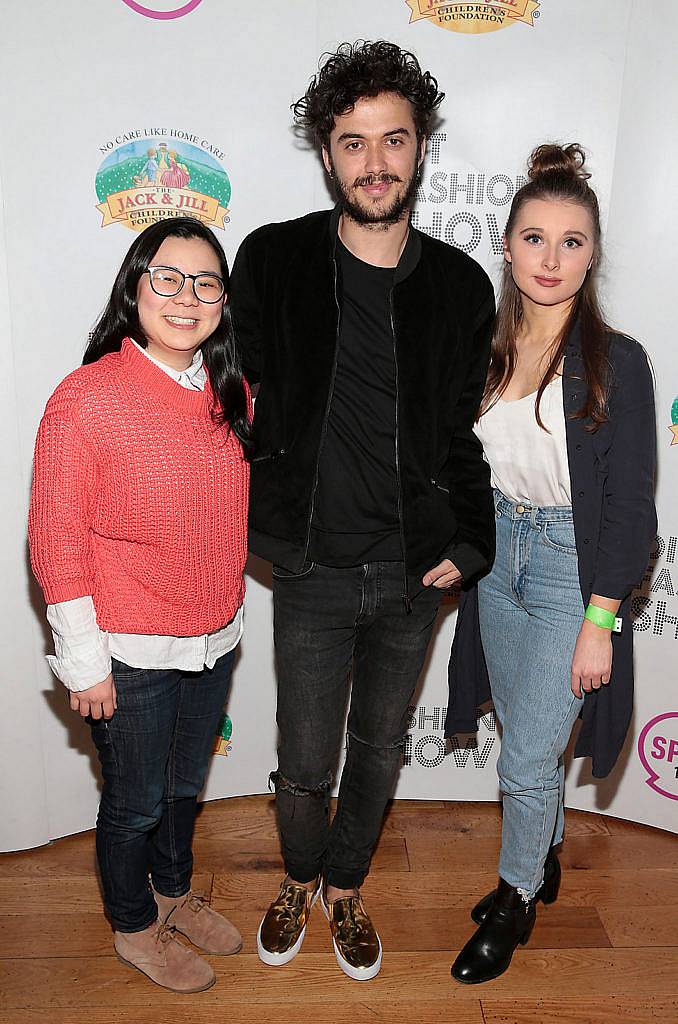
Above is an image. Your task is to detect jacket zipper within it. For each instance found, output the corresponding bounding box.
[389,291,411,614]
[302,256,342,564]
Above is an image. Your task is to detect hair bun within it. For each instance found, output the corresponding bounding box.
[527,143,590,182]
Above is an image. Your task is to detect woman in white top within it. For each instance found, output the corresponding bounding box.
[450,144,656,984]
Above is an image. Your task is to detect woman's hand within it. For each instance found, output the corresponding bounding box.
[69,674,117,720]
[570,619,613,698]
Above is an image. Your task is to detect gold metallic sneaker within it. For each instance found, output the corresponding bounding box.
[257,877,320,966]
[322,889,382,981]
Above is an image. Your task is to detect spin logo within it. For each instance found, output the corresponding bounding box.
[638,712,678,801]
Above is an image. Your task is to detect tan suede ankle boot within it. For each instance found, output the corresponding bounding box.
[114,920,215,992]
[154,888,242,955]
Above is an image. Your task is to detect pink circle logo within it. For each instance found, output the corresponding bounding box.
[637,712,678,801]
[120,0,203,20]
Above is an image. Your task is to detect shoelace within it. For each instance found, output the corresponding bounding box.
[155,920,179,944]
[185,891,210,914]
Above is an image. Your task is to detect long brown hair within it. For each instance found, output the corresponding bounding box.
[480,143,609,431]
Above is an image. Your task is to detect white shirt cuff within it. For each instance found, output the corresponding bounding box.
[46,597,112,692]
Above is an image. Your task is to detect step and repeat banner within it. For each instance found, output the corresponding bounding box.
[1,0,676,850]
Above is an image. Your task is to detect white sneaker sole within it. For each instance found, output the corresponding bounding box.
[256,886,320,967]
[321,891,383,981]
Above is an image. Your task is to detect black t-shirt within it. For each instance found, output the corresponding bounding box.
[309,238,402,566]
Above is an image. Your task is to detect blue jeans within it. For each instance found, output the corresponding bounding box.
[478,493,584,898]
[89,651,235,932]
[272,560,442,890]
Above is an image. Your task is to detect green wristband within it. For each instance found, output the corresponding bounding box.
[585,604,617,631]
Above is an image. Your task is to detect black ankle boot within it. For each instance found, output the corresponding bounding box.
[471,848,560,925]
[451,878,536,984]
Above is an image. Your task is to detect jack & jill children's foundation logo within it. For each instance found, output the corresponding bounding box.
[669,396,678,446]
[638,712,678,801]
[95,130,230,233]
[213,712,233,757]
[406,0,540,34]
[120,0,204,19]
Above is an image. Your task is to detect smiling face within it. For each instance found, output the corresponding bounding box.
[136,235,224,370]
[322,91,425,227]
[504,197,596,312]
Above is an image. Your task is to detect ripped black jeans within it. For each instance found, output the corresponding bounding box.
[272,560,442,889]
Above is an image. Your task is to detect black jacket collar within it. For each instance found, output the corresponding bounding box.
[328,204,422,284]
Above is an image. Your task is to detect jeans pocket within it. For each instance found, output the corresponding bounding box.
[272,561,315,580]
[541,521,577,555]
[407,575,449,606]
[90,716,119,772]
[110,659,150,683]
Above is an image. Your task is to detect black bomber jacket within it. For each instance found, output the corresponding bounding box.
[230,206,496,591]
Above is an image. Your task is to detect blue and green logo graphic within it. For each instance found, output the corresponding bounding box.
[96,132,230,233]
[670,396,678,446]
[213,712,233,757]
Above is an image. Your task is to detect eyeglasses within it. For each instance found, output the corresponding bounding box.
[146,266,225,303]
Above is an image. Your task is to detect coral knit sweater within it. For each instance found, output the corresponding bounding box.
[29,338,249,636]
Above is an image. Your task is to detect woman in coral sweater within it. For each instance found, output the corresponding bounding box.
[29,217,251,993]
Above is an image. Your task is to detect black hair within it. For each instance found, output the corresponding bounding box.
[292,40,444,148]
[83,217,251,452]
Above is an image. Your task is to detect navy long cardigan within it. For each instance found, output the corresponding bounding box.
[445,323,657,778]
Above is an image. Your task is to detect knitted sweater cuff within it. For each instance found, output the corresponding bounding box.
[40,578,93,605]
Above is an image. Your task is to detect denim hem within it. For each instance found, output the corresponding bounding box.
[323,868,366,890]
[283,864,323,886]
[151,883,191,899]
[111,911,159,934]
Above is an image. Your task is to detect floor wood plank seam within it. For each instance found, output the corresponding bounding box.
[0,798,675,1022]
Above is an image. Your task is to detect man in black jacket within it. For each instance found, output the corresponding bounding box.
[231,40,495,981]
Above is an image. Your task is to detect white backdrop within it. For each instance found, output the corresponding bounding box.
[1,0,676,852]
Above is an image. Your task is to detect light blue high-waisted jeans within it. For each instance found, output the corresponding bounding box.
[478,491,584,898]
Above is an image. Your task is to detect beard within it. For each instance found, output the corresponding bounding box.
[331,157,420,227]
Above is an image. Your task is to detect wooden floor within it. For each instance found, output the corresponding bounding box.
[1,797,677,1023]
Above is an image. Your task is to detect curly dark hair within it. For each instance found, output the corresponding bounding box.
[293,40,444,148]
